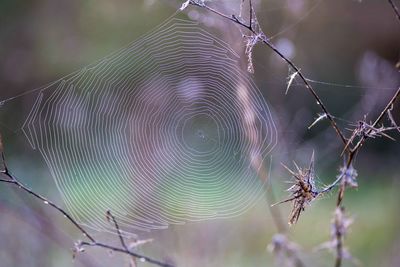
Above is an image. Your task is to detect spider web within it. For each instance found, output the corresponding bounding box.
[4,17,278,232]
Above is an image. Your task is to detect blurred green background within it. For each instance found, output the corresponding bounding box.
[0,0,399,267]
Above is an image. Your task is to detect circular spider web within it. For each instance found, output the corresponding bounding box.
[22,18,277,232]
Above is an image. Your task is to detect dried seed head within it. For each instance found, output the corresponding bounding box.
[268,234,300,253]
[268,234,302,267]
[315,207,358,264]
[338,162,358,189]
[332,207,353,239]
[274,152,320,225]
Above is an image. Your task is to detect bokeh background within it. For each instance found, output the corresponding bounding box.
[0,0,399,267]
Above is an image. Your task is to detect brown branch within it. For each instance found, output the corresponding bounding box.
[315,87,400,208]
[188,1,349,148]
[349,87,400,161]
[78,241,171,267]
[334,233,343,267]
[185,3,400,267]
[249,0,254,28]
[106,210,129,251]
[0,164,96,243]
[333,88,400,265]
[334,211,343,267]
[0,150,174,267]
[388,0,400,23]
[187,0,400,208]
[332,87,400,264]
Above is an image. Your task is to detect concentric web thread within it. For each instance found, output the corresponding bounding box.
[21,17,277,232]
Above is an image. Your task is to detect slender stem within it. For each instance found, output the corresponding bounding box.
[186,3,400,267]
[249,0,253,28]
[80,242,173,267]
[334,210,343,267]
[79,241,173,267]
[0,152,173,267]
[388,0,400,23]
[1,168,96,243]
[189,1,349,148]
[106,210,129,251]
[350,87,400,157]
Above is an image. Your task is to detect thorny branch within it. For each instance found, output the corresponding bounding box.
[106,209,129,251]
[347,87,400,162]
[0,1,398,267]
[184,0,400,190]
[332,86,400,210]
[388,0,400,23]
[0,135,174,267]
[186,0,349,148]
[184,1,400,267]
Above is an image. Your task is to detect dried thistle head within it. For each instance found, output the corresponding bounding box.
[332,207,353,239]
[274,152,320,225]
[338,161,358,189]
[268,234,302,267]
[315,207,358,265]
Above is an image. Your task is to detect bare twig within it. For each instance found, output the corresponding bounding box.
[104,210,144,266]
[331,87,400,265]
[188,1,349,148]
[341,116,399,156]
[388,0,400,23]
[0,162,96,243]
[331,87,400,208]
[0,142,173,267]
[106,210,129,251]
[387,104,400,131]
[184,2,400,267]
[349,87,400,161]
[249,0,253,28]
[78,241,171,267]
[186,0,400,204]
